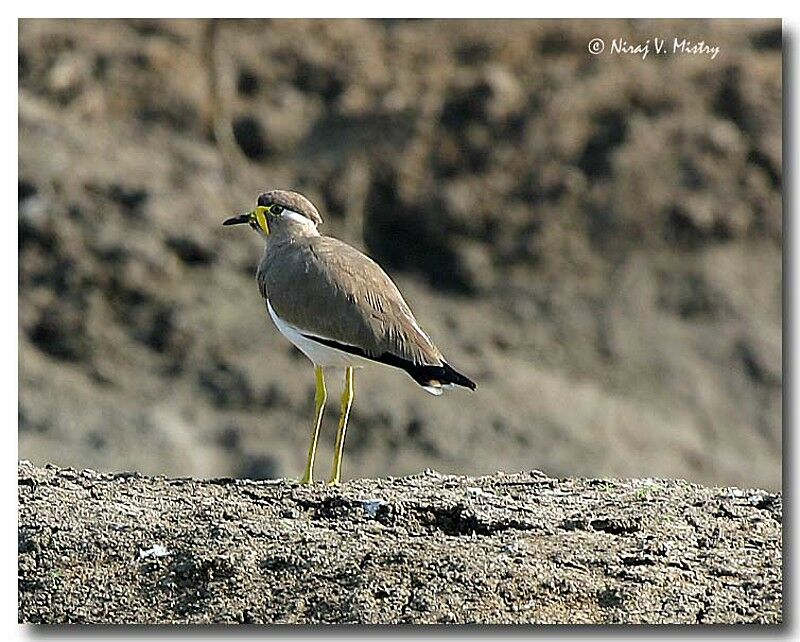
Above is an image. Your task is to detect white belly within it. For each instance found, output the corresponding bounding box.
[267,299,375,369]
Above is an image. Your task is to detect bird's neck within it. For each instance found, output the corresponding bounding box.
[267,220,320,246]
[260,229,316,265]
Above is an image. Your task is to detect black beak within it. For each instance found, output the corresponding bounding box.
[222,213,252,226]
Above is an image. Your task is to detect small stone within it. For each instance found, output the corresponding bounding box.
[361,499,385,518]
[138,544,169,559]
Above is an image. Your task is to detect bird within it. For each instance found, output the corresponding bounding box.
[223,190,476,484]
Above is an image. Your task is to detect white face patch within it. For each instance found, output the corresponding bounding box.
[282,209,317,230]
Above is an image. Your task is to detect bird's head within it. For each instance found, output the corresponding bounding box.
[223,190,323,238]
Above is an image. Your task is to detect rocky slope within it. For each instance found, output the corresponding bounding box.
[19,19,782,488]
[18,461,782,624]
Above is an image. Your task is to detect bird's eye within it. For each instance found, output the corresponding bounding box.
[271,205,284,215]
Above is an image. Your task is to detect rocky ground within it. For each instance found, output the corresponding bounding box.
[17,461,782,624]
[19,19,782,489]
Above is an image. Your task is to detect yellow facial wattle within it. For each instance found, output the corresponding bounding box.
[254,206,270,234]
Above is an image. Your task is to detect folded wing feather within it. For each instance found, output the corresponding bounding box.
[258,236,445,367]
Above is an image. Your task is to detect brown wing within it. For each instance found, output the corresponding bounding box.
[259,236,444,367]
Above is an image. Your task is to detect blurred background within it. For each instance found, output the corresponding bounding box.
[18,19,782,489]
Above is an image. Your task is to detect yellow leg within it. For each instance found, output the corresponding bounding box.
[328,367,354,485]
[300,366,326,484]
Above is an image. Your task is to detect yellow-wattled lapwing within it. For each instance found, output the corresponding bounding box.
[223,190,476,484]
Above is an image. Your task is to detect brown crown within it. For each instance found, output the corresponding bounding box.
[257,190,323,227]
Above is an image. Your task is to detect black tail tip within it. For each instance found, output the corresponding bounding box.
[443,362,477,391]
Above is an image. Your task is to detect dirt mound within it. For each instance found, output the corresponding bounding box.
[19,19,781,488]
[18,462,782,624]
